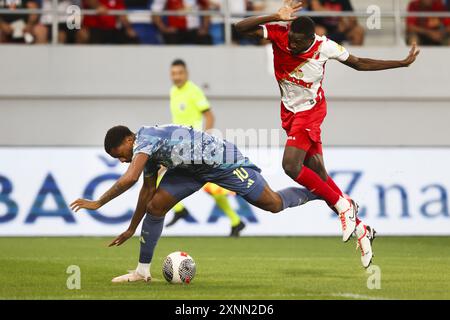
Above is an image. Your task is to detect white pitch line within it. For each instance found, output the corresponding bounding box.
[329,292,391,300]
[0,292,392,300]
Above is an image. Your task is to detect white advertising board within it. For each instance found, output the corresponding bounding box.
[0,147,449,236]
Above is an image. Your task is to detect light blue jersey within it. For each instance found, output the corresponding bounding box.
[133,124,257,177]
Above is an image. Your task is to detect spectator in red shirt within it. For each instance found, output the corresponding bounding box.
[151,0,212,44]
[77,0,139,44]
[310,0,364,46]
[407,0,450,46]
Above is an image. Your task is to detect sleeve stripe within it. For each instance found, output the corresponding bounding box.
[260,25,268,39]
[337,51,350,62]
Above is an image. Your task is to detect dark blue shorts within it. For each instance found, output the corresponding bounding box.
[158,165,267,204]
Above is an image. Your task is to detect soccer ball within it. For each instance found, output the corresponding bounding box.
[162,251,196,284]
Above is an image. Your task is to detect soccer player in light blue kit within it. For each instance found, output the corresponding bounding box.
[71,124,317,282]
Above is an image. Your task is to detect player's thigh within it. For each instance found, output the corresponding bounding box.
[209,166,267,204]
[150,169,203,216]
[146,188,180,217]
[210,167,283,213]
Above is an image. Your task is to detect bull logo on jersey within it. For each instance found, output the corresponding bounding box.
[289,59,309,80]
[312,51,320,60]
[290,65,305,80]
[293,69,304,79]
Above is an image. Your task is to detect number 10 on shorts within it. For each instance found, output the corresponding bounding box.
[233,168,249,181]
[233,168,254,188]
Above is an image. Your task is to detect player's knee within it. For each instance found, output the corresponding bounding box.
[282,161,302,180]
[268,203,282,214]
[267,194,284,214]
[146,201,167,217]
[259,201,281,214]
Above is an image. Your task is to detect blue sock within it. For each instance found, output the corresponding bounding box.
[139,214,165,264]
[277,187,319,210]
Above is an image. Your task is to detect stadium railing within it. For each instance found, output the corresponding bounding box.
[0,0,449,45]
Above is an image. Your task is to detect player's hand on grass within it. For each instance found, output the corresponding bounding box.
[109,229,134,247]
[70,198,101,212]
[277,0,303,21]
[402,43,420,67]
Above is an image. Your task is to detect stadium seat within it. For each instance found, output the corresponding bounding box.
[132,23,162,44]
[210,23,225,45]
[126,0,162,45]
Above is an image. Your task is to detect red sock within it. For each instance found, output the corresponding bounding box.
[327,176,362,224]
[326,176,344,197]
[296,166,340,206]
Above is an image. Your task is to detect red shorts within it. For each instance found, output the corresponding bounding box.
[281,98,327,158]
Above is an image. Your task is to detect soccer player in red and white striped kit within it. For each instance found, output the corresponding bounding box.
[235,0,420,268]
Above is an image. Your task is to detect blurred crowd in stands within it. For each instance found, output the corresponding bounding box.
[0,0,449,45]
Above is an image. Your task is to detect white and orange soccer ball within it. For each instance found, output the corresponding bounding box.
[162,251,196,284]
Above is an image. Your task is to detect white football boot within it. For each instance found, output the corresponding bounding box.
[111,270,150,283]
[336,197,358,242]
[355,223,377,268]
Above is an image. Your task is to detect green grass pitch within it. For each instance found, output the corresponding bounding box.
[0,236,449,300]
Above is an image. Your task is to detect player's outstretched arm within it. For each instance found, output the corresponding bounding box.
[70,153,149,212]
[109,174,157,247]
[341,43,420,71]
[234,0,303,37]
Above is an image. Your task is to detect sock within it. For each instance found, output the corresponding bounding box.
[295,166,340,206]
[277,187,319,210]
[136,262,151,278]
[173,202,185,214]
[325,176,361,222]
[139,213,165,264]
[326,176,344,196]
[212,194,241,227]
[324,176,344,215]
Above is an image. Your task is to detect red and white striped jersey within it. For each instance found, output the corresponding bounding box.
[262,23,350,113]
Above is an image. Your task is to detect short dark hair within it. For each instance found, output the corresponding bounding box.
[171,59,187,68]
[104,125,133,154]
[290,16,315,37]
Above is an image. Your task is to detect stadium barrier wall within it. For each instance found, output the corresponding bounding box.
[1,147,449,236]
[1,46,449,99]
[0,46,450,147]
